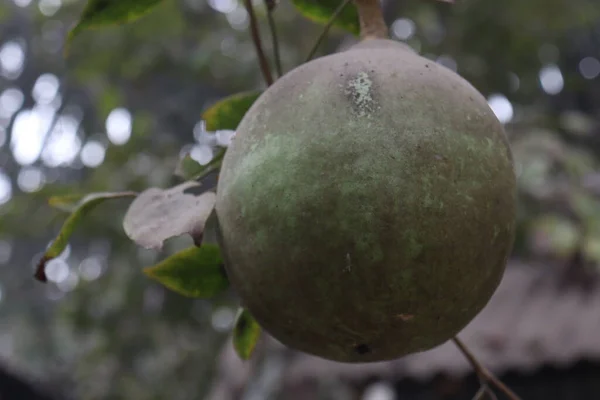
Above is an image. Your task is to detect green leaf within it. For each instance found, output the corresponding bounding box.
[48,191,138,212]
[35,191,138,282]
[233,308,262,360]
[68,0,164,43]
[123,181,216,249]
[174,148,225,181]
[48,194,87,212]
[143,245,229,298]
[202,91,262,131]
[291,0,360,36]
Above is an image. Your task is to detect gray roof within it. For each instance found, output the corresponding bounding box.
[207,260,600,398]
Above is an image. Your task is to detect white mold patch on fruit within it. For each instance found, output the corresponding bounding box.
[346,71,376,117]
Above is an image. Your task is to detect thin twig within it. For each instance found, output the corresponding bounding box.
[486,388,499,400]
[243,0,274,86]
[305,0,353,62]
[264,0,282,78]
[472,385,487,400]
[452,337,521,400]
[472,384,498,400]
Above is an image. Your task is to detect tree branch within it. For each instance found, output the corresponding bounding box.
[452,337,521,400]
[305,0,353,62]
[243,0,274,86]
[264,0,282,78]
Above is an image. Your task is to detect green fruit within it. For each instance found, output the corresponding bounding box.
[215,39,517,362]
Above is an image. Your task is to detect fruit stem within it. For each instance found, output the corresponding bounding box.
[353,0,388,40]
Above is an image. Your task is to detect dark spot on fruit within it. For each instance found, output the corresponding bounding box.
[354,343,371,354]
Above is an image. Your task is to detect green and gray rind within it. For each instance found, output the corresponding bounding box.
[215,39,517,363]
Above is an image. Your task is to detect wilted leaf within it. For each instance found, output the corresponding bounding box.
[291,0,360,36]
[202,91,262,131]
[35,192,138,282]
[68,0,164,43]
[143,244,228,298]
[233,308,262,360]
[123,181,216,249]
[48,191,138,213]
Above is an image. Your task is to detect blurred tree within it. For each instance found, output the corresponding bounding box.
[0,0,600,399]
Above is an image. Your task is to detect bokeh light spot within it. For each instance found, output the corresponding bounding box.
[106,108,132,145]
[487,94,514,124]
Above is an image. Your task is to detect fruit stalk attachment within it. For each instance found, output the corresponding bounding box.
[353,0,388,39]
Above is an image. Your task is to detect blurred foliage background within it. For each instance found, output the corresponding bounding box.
[1,0,600,399]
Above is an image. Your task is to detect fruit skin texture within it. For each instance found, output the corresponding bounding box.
[215,39,517,363]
